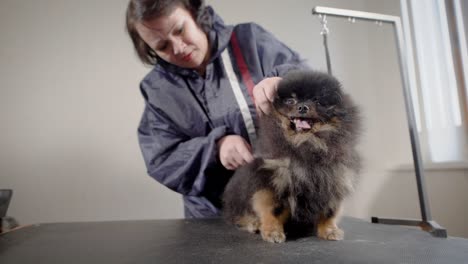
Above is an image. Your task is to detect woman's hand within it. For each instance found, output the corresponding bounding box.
[253,77,282,116]
[217,135,254,170]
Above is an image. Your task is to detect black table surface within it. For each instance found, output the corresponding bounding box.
[0,216,467,264]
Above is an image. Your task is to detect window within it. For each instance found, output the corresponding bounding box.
[401,0,468,163]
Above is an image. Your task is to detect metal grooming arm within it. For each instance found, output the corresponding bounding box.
[312,6,447,238]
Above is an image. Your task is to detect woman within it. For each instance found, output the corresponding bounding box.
[126,0,309,218]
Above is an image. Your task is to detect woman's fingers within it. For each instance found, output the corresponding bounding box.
[253,77,282,115]
[217,135,254,170]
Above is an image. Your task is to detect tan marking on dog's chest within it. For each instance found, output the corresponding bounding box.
[260,158,292,194]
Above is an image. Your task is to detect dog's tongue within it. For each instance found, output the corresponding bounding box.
[294,118,311,129]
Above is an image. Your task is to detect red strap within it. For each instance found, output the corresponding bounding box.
[230,32,256,106]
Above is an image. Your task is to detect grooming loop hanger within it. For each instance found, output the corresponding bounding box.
[318,14,332,75]
[312,6,447,238]
[317,11,383,75]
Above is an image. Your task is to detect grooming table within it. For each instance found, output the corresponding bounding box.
[1,217,467,263]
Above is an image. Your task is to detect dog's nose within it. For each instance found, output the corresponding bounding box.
[297,105,309,114]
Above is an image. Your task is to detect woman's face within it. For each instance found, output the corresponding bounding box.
[136,6,209,73]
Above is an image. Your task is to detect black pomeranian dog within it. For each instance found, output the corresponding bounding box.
[222,70,361,243]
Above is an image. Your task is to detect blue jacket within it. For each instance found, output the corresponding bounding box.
[137,7,309,218]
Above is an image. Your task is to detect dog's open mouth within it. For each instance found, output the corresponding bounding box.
[290,117,316,132]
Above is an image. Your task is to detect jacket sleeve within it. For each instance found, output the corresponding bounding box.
[138,100,227,196]
[252,23,311,77]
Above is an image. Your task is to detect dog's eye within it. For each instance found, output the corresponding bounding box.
[283,98,297,105]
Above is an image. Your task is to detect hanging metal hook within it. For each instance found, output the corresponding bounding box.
[318,14,332,75]
[319,14,330,35]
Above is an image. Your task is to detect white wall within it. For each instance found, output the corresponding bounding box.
[1,0,466,237]
[0,0,180,222]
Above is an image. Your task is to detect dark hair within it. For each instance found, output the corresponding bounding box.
[126,0,211,65]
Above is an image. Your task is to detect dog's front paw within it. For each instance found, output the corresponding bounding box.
[317,226,344,241]
[261,229,286,243]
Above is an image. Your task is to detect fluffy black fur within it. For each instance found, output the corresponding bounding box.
[222,70,361,242]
